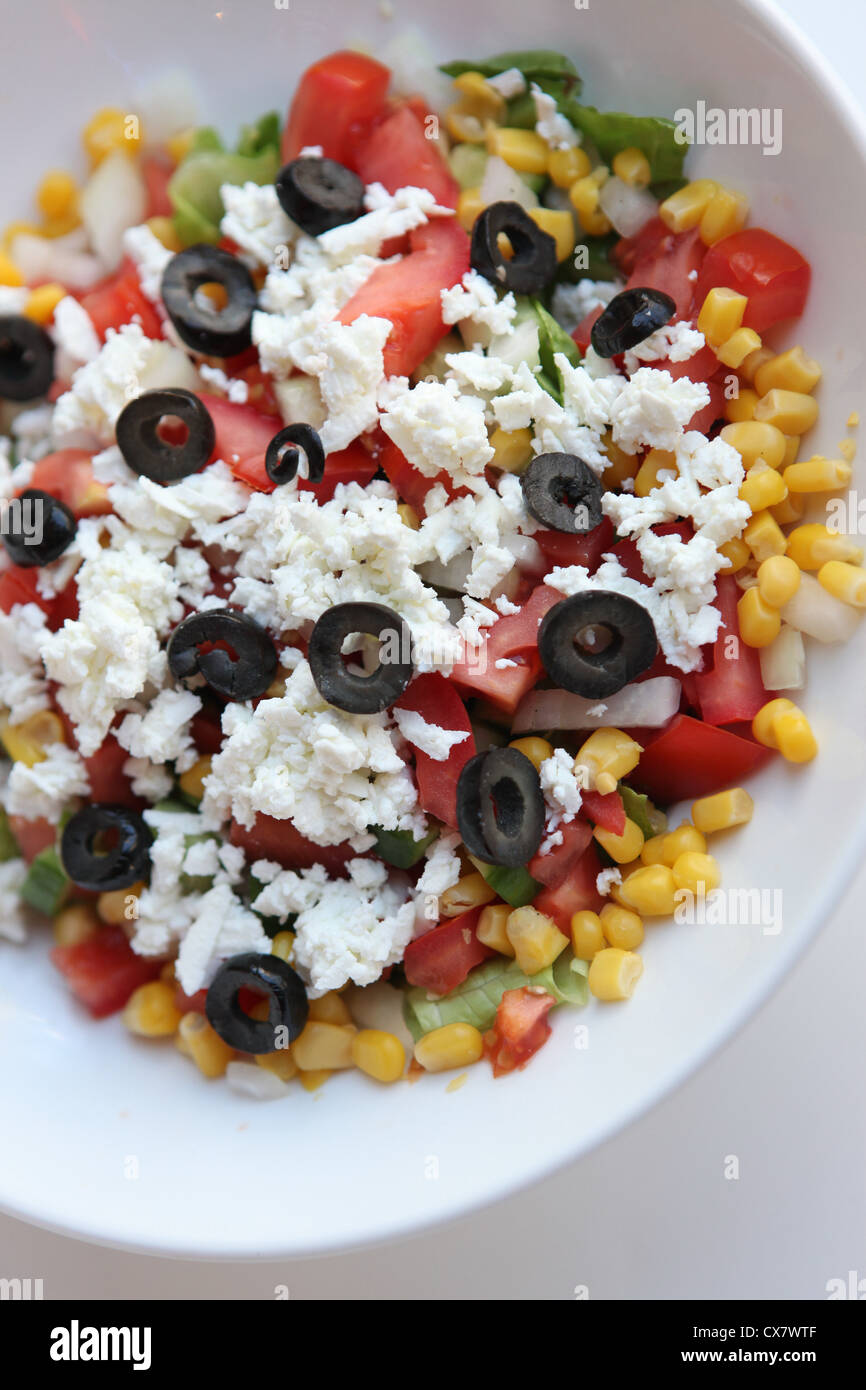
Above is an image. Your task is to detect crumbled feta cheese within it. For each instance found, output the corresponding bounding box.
[596,867,622,896]
[299,144,324,158]
[415,472,534,600]
[495,594,521,615]
[175,882,271,995]
[116,688,202,773]
[309,314,391,453]
[380,377,494,487]
[608,366,709,455]
[123,756,174,802]
[538,830,564,857]
[52,296,101,377]
[441,270,517,337]
[414,829,462,899]
[198,362,249,403]
[531,82,580,149]
[0,859,30,943]
[52,324,194,447]
[623,320,705,375]
[486,67,526,99]
[550,278,619,334]
[494,657,518,669]
[539,747,583,832]
[586,702,608,718]
[220,181,298,267]
[392,706,470,760]
[317,182,453,265]
[0,603,51,724]
[122,223,172,303]
[5,743,89,822]
[492,360,612,475]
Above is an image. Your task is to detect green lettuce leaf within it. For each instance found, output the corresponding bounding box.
[619,786,656,840]
[403,950,589,1040]
[560,99,687,183]
[531,298,581,404]
[169,111,281,246]
[440,50,580,87]
[370,825,439,870]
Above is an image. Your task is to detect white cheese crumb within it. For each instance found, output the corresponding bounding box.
[220,181,298,267]
[122,223,172,303]
[116,688,202,773]
[198,362,249,404]
[392,707,470,761]
[51,296,101,376]
[0,860,31,943]
[0,603,51,724]
[441,270,517,337]
[539,747,583,834]
[596,867,623,895]
[5,743,90,823]
[380,376,494,487]
[531,82,580,150]
[486,68,526,99]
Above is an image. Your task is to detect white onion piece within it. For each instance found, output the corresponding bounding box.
[508,534,544,572]
[480,155,539,211]
[138,341,202,395]
[418,551,473,593]
[759,625,806,691]
[598,176,658,238]
[513,676,681,732]
[10,232,104,291]
[780,572,862,642]
[274,375,326,429]
[80,150,147,272]
[225,1061,290,1101]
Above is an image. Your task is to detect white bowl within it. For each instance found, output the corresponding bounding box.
[2,0,866,1258]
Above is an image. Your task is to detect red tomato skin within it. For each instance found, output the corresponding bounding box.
[6,815,56,862]
[693,575,767,726]
[695,228,811,334]
[229,439,377,498]
[394,673,475,829]
[200,392,275,474]
[81,734,138,806]
[528,818,592,889]
[229,815,356,876]
[78,259,164,341]
[580,788,626,836]
[190,708,224,756]
[533,844,605,931]
[25,449,111,517]
[403,907,495,994]
[485,986,555,1077]
[51,925,165,1019]
[449,583,561,715]
[626,714,773,805]
[374,431,466,512]
[175,986,208,1014]
[143,154,173,218]
[282,51,391,167]
[534,517,615,572]
[355,103,459,208]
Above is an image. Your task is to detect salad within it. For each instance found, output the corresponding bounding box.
[0,42,860,1099]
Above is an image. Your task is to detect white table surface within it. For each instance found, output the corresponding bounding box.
[2,0,864,1299]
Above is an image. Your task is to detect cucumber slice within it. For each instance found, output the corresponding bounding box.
[449,143,488,190]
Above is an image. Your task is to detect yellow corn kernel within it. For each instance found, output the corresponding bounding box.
[699,186,749,245]
[639,834,669,866]
[783,456,852,493]
[445,105,488,143]
[487,126,549,173]
[593,817,645,865]
[489,426,533,474]
[415,1022,484,1072]
[569,175,612,235]
[270,931,294,964]
[83,107,142,164]
[659,823,707,864]
[299,1069,332,1092]
[123,980,182,1038]
[612,146,651,188]
[548,145,591,187]
[754,346,822,397]
[457,186,485,232]
[743,510,787,563]
[781,434,800,469]
[97,881,144,926]
[146,215,183,252]
[177,1013,234,1078]
[716,327,762,370]
[614,864,677,916]
[453,70,506,120]
[757,555,800,608]
[570,909,605,961]
[601,432,640,487]
[737,584,781,647]
[786,524,863,570]
[439,872,497,917]
[53,904,99,947]
[718,538,752,575]
[351,1029,406,1083]
[0,250,23,286]
[178,754,211,803]
[738,344,774,385]
[41,210,82,238]
[23,283,66,325]
[36,170,78,222]
[528,207,575,262]
[753,388,819,435]
[508,736,554,772]
[698,287,748,347]
[576,728,642,791]
[752,697,796,747]
[724,388,759,423]
[773,708,818,763]
[817,560,866,608]
[634,448,677,497]
[671,851,722,894]
[658,178,718,233]
[308,991,352,1025]
[691,788,754,834]
[599,903,644,950]
[738,463,787,512]
[839,437,857,464]
[396,503,420,530]
[256,1049,298,1082]
[0,709,65,766]
[166,128,195,164]
[292,1020,357,1071]
[770,491,805,527]
[506,905,568,975]
[588,947,643,1001]
[477,903,515,956]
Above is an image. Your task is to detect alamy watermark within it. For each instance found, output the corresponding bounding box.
[674,100,783,156]
[0,495,45,548]
[674,883,783,936]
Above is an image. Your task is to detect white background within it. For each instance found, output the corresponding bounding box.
[1,0,864,1299]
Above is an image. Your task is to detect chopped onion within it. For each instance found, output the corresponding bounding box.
[80,149,147,272]
[512,676,681,732]
[759,624,806,691]
[480,155,539,212]
[417,551,473,593]
[10,231,104,291]
[274,375,326,429]
[225,1061,290,1101]
[598,176,658,238]
[780,572,862,642]
[138,341,203,395]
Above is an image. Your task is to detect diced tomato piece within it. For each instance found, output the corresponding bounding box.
[687,376,725,434]
[175,986,208,1014]
[338,218,470,378]
[281,50,391,167]
[403,907,495,995]
[355,102,459,208]
[78,258,164,341]
[6,815,56,862]
[190,706,224,756]
[627,713,773,805]
[229,815,356,876]
[449,583,561,715]
[51,924,165,1019]
[580,787,626,835]
[229,439,378,499]
[374,431,466,511]
[528,817,592,888]
[533,844,605,933]
[142,154,174,218]
[0,563,79,630]
[695,228,811,334]
[25,448,111,517]
[485,986,555,1077]
[534,517,615,572]
[395,673,475,828]
[624,225,706,321]
[612,521,694,584]
[693,575,767,726]
[201,391,275,479]
[81,734,137,806]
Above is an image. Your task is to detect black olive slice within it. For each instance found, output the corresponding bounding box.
[456,747,544,868]
[521,453,604,534]
[161,245,257,356]
[265,423,325,486]
[205,952,309,1054]
[308,602,413,714]
[590,286,676,359]
[275,157,366,236]
[0,315,55,401]
[2,488,76,567]
[116,388,216,483]
[60,805,152,891]
[167,608,278,701]
[470,201,557,295]
[538,591,658,698]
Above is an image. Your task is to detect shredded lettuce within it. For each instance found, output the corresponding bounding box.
[403,950,588,1040]
[169,111,281,245]
[370,825,439,870]
[560,99,687,183]
[619,785,665,840]
[531,298,582,403]
[440,50,581,87]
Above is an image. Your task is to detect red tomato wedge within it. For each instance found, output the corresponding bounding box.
[693,575,767,726]
[229,815,357,876]
[449,583,561,715]
[533,843,605,933]
[695,228,811,334]
[174,986,208,1015]
[338,218,470,378]
[403,907,495,994]
[574,219,706,348]
[485,986,555,1077]
[534,516,615,572]
[201,392,275,476]
[81,734,138,806]
[580,787,626,836]
[626,714,773,805]
[229,437,378,499]
[528,817,592,888]
[394,673,475,829]
[6,815,56,862]
[0,564,75,628]
[51,925,165,1019]
[354,102,460,208]
[78,259,164,341]
[142,154,174,218]
[281,50,391,167]
[24,449,110,517]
